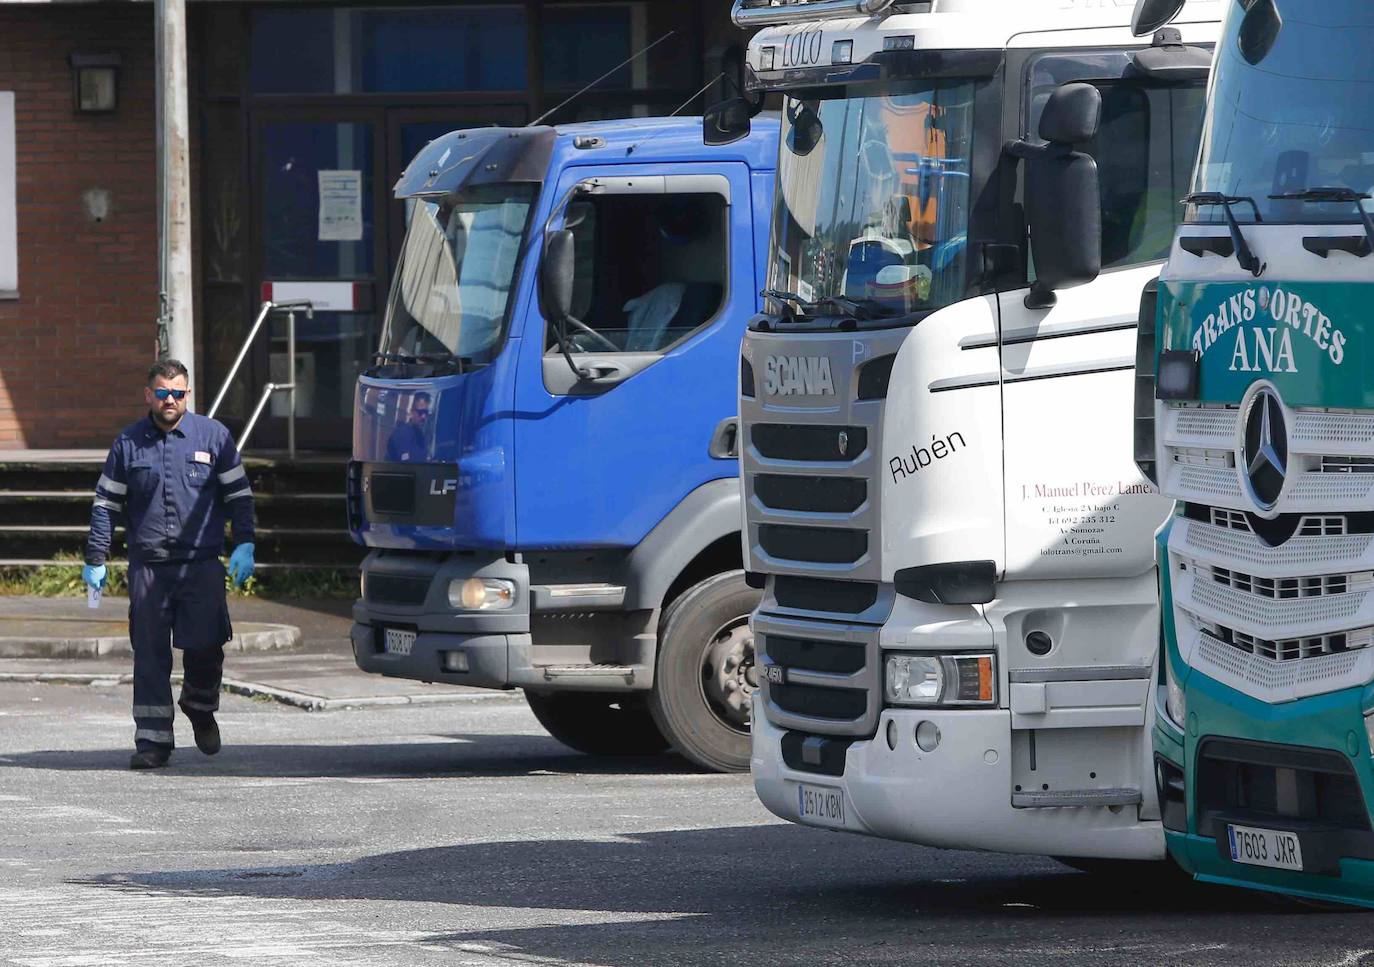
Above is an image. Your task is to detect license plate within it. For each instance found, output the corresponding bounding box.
[383,628,417,656]
[1228,823,1303,872]
[797,782,846,828]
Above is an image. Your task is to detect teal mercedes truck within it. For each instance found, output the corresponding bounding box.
[1138,0,1374,907]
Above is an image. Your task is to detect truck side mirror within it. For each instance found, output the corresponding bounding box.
[704,98,754,146]
[540,229,576,322]
[1130,0,1186,37]
[1007,83,1102,310]
[1238,0,1282,66]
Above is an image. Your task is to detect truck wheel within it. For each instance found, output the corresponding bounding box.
[648,570,763,773]
[523,691,670,756]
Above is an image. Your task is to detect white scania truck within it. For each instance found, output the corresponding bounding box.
[716,0,1222,861]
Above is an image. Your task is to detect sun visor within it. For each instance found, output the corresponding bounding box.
[393,127,556,200]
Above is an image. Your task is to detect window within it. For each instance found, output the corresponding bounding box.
[541,4,638,90]
[1190,0,1374,226]
[548,192,728,354]
[0,92,14,298]
[250,6,527,94]
[1027,52,1207,269]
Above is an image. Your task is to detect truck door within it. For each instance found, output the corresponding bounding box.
[995,48,1207,712]
[512,164,753,548]
[998,49,1206,588]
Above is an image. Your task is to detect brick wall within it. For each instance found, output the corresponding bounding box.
[0,6,160,449]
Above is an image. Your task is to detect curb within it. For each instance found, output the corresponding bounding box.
[0,670,523,711]
[0,622,302,659]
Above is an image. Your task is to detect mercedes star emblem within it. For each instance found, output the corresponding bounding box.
[1242,386,1288,511]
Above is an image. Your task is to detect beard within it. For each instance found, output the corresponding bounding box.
[151,406,184,430]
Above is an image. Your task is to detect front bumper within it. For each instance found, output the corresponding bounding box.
[352,551,533,689]
[752,698,1164,859]
[1156,670,1374,909]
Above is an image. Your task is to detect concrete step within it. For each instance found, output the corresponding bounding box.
[0,528,361,566]
[0,492,347,529]
[0,453,357,570]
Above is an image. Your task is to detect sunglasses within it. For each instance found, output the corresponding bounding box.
[152,388,188,401]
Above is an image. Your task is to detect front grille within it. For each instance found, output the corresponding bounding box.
[773,575,878,614]
[1198,618,1371,662]
[1196,738,1372,836]
[1322,455,1374,474]
[755,474,866,513]
[1201,505,1349,539]
[771,682,868,721]
[763,633,866,674]
[1208,565,1364,600]
[751,424,867,462]
[367,573,431,606]
[759,524,867,564]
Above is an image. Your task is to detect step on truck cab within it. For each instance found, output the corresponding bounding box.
[723,0,1222,859]
[348,117,779,772]
[1142,0,1374,907]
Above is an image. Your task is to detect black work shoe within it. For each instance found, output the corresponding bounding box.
[185,711,221,756]
[129,747,171,770]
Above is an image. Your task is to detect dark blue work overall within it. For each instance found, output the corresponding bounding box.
[85,412,255,751]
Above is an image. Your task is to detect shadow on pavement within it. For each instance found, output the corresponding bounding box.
[0,731,703,779]
[70,824,1332,966]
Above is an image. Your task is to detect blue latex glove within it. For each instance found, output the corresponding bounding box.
[82,564,107,590]
[227,543,256,588]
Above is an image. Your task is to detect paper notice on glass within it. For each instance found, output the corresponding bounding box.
[318,170,363,242]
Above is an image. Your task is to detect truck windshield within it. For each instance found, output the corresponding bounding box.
[769,81,976,318]
[380,183,536,364]
[1189,0,1374,225]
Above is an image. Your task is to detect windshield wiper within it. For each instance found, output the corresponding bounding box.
[760,289,895,321]
[371,351,468,373]
[1184,192,1266,277]
[1269,186,1374,250]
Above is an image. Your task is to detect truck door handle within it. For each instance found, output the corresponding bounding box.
[709,417,739,459]
[580,365,622,382]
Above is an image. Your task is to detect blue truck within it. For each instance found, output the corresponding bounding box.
[346,116,779,772]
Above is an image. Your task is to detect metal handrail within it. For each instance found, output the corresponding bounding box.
[207,299,313,458]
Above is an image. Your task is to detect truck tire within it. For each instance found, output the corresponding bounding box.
[648,570,763,773]
[523,691,670,756]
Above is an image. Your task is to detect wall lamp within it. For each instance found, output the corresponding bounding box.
[69,52,121,114]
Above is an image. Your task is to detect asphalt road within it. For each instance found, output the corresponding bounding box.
[1,682,1371,967]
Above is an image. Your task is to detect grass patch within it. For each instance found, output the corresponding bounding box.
[0,555,356,600]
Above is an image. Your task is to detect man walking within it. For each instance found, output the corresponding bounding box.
[83,360,257,770]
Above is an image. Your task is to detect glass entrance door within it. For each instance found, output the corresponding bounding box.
[248,106,526,450]
[254,113,382,448]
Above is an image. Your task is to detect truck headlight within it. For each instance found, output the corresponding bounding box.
[1364,713,1374,759]
[448,578,516,611]
[1165,658,1187,730]
[885,654,994,707]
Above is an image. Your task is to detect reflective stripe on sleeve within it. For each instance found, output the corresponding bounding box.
[218,465,247,486]
[93,497,124,512]
[97,474,128,496]
[134,728,174,745]
[132,705,175,719]
[223,488,253,503]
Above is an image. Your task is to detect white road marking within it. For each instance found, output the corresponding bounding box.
[1326,951,1374,967]
[0,885,692,967]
